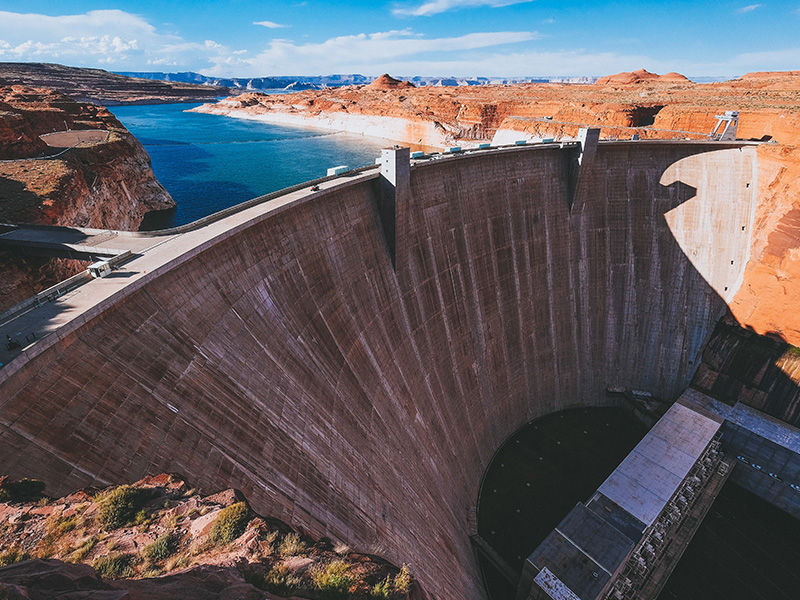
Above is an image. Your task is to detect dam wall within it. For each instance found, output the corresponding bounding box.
[0,142,757,599]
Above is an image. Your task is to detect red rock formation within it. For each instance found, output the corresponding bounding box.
[729,143,800,344]
[0,86,174,312]
[740,70,800,80]
[0,62,229,106]
[596,68,660,84]
[596,68,691,85]
[0,474,412,600]
[366,73,415,90]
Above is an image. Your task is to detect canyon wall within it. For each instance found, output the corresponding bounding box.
[729,143,800,343]
[0,143,758,599]
[193,71,800,149]
[0,86,174,310]
[0,62,228,105]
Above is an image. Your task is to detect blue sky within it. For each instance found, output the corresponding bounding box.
[0,1,798,78]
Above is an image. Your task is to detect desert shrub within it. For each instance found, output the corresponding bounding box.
[142,531,180,562]
[94,485,150,530]
[0,547,29,567]
[257,529,278,557]
[372,565,412,599]
[47,514,79,538]
[278,532,307,557]
[93,553,133,579]
[164,513,182,529]
[0,478,45,503]
[311,560,353,599]
[68,536,97,562]
[372,576,393,599]
[207,502,250,546]
[249,564,303,595]
[394,565,412,594]
[164,553,190,571]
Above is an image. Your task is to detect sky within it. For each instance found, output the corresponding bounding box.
[0,1,798,79]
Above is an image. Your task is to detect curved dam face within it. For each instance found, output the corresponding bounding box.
[0,142,757,599]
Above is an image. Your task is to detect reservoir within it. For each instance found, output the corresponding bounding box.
[111,102,396,229]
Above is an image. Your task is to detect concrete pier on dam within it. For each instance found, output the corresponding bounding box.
[0,140,759,599]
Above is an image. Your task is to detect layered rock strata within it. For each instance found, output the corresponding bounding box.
[0,62,229,105]
[0,86,174,311]
[193,70,800,147]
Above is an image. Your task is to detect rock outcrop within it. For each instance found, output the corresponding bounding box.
[0,63,229,106]
[596,68,692,85]
[0,474,413,600]
[366,74,415,90]
[0,86,175,311]
[729,143,800,343]
[193,70,800,147]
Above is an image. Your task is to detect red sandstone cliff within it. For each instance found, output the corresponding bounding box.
[0,62,229,105]
[193,70,800,146]
[0,86,175,311]
[729,143,800,343]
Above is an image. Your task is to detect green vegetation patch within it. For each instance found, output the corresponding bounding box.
[94,485,151,530]
[278,531,307,557]
[207,502,251,546]
[311,559,353,600]
[93,552,133,579]
[785,344,800,358]
[0,547,29,567]
[372,565,412,599]
[142,531,180,562]
[68,536,97,563]
[248,564,304,596]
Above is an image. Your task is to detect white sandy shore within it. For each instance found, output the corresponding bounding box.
[191,103,468,149]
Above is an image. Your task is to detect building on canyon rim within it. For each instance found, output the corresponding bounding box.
[1,130,800,600]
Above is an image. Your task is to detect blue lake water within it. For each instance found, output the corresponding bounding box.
[110,102,395,229]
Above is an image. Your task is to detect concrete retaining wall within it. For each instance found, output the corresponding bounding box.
[0,142,757,599]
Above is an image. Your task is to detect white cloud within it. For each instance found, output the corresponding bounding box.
[722,47,800,71]
[208,29,536,76]
[358,48,654,78]
[0,10,226,69]
[393,0,534,17]
[735,4,762,13]
[254,20,288,29]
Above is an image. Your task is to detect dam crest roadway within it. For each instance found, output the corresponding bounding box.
[0,136,772,600]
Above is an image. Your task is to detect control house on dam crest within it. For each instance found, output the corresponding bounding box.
[2,135,797,600]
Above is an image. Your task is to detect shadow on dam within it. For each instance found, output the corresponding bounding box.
[3,140,795,600]
[476,407,648,600]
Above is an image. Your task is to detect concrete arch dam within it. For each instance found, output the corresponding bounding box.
[0,141,758,599]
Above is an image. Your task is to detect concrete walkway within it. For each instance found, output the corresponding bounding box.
[0,224,170,260]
